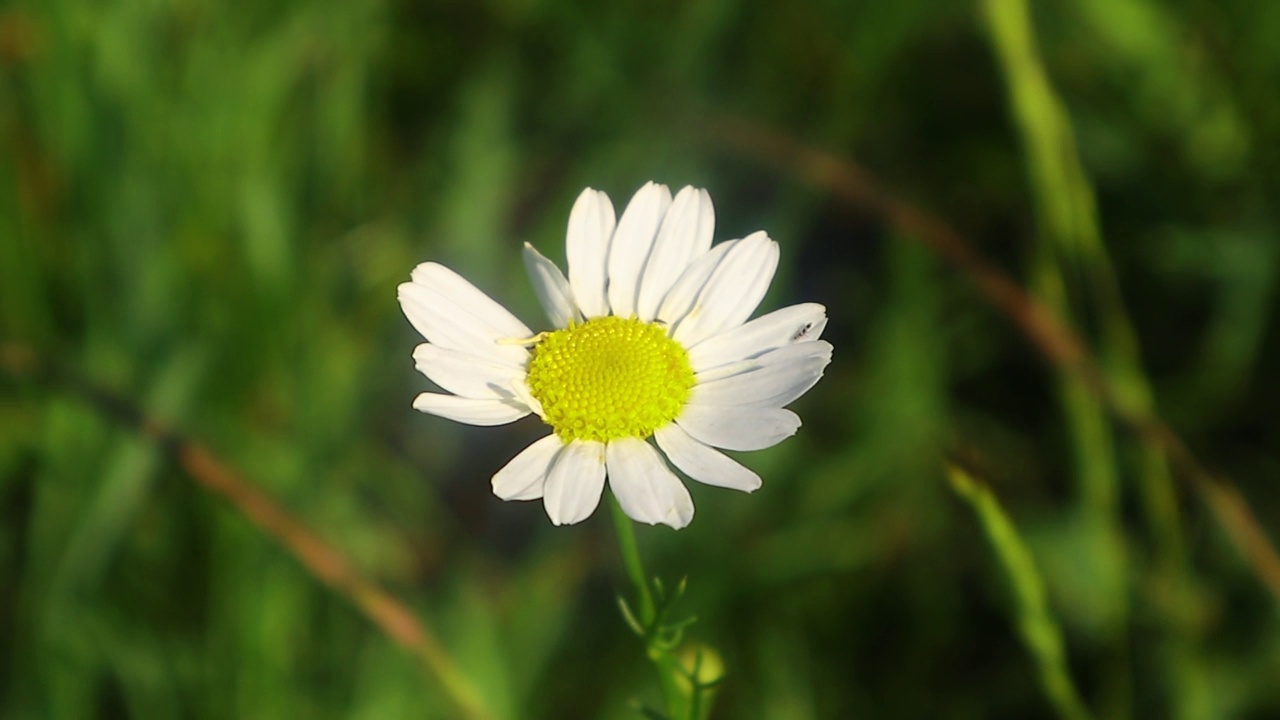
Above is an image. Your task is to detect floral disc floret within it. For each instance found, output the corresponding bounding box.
[526,316,695,442]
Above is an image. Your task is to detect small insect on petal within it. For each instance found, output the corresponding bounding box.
[791,322,815,342]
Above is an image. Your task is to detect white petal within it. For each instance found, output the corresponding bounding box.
[413,344,526,401]
[409,262,533,339]
[688,303,828,373]
[543,440,607,525]
[565,189,616,318]
[509,377,545,419]
[492,434,563,501]
[656,238,740,327]
[522,243,580,329]
[690,341,832,408]
[607,182,672,319]
[654,423,761,492]
[606,437,695,529]
[675,404,801,451]
[412,392,530,426]
[398,266,531,367]
[672,232,780,347]
[635,186,714,322]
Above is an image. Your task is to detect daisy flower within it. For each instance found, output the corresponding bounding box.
[398,182,832,529]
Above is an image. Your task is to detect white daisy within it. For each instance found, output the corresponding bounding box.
[398,182,832,529]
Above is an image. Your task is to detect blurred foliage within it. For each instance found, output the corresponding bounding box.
[3,0,1280,718]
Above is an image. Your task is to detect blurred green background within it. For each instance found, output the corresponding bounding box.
[3,0,1279,717]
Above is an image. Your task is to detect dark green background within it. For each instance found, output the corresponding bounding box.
[2,0,1278,717]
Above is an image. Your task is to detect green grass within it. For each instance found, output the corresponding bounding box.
[4,0,1280,717]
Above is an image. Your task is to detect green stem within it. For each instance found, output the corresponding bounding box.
[610,493,656,624]
[608,494,691,718]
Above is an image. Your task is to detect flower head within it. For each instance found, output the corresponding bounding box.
[398,182,832,529]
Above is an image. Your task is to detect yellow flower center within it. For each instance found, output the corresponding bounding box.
[526,316,695,442]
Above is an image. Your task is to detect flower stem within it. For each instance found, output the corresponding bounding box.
[608,493,692,718]
[609,493,656,624]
